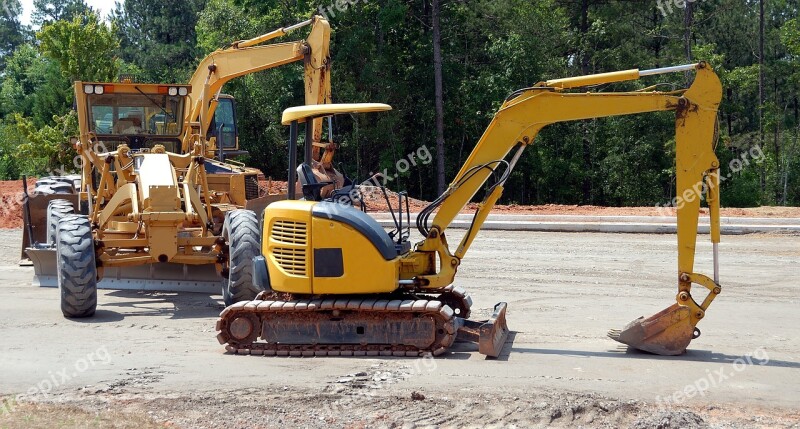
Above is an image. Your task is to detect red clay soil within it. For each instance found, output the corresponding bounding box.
[1,179,798,229]
[0,179,36,229]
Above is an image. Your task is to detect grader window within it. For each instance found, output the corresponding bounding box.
[87,93,185,137]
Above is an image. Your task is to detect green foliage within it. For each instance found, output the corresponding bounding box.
[0,44,71,127]
[0,122,24,179]
[31,0,93,27]
[0,0,27,70]
[0,0,797,206]
[783,18,800,55]
[12,111,79,175]
[112,0,206,83]
[37,12,119,82]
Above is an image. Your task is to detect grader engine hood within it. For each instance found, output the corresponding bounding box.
[136,154,183,262]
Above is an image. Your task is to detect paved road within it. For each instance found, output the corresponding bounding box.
[1,228,798,423]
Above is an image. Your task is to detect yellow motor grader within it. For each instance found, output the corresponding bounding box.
[21,16,340,317]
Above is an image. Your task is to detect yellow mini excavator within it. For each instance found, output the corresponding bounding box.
[216,62,723,357]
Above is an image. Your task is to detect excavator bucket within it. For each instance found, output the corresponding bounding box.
[608,303,697,356]
[457,302,510,358]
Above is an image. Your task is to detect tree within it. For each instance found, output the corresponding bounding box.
[31,0,93,27]
[112,0,206,83]
[432,0,445,194]
[37,12,119,82]
[0,0,26,71]
[13,111,79,175]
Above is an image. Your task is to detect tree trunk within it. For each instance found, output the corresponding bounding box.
[683,0,694,85]
[579,0,589,75]
[774,78,781,203]
[758,0,766,193]
[683,1,693,62]
[432,0,446,195]
[580,0,592,203]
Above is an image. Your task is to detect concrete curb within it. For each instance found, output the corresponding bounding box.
[369,213,800,234]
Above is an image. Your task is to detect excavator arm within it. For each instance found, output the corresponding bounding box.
[182,16,332,161]
[408,62,723,355]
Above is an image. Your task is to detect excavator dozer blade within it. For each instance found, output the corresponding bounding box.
[457,302,510,358]
[26,248,222,294]
[479,302,510,357]
[608,303,695,356]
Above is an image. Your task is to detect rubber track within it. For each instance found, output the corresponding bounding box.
[216,298,457,357]
[422,285,473,319]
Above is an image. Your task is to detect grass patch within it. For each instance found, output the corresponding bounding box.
[0,402,165,429]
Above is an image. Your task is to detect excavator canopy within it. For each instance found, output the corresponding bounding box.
[281,103,392,124]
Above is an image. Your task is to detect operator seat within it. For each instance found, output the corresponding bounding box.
[297,163,332,201]
[297,163,362,206]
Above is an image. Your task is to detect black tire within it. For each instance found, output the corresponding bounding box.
[46,199,75,246]
[56,215,97,318]
[222,210,263,306]
[35,177,74,195]
[64,174,82,190]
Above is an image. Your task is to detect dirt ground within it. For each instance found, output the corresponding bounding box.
[2,179,799,230]
[1,228,799,428]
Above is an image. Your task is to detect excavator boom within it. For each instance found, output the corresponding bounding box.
[183,16,331,158]
[410,62,722,355]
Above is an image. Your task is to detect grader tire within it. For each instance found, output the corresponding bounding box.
[222,210,263,306]
[57,215,97,318]
[35,176,76,195]
[46,199,75,246]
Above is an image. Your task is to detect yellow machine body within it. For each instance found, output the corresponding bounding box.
[23,16,337,293]
[229,63,723,356]
[262,200,400,295]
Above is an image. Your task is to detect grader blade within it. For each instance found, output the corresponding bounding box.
[19,193,79,264]
[26,248,221,294]
[608,303,698,356]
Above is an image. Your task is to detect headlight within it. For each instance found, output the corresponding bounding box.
[94,85,104,95]
[83,84,94,94]
[168,87,178,96]
[178,87,188,96]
